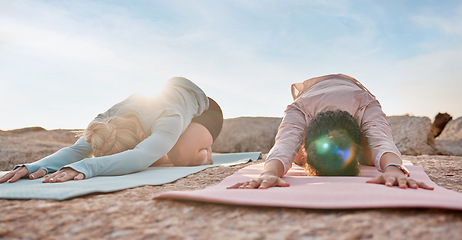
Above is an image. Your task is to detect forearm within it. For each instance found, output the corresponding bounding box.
[361,101,402,170]
[18,137,92,174]
[65,149,156,178]
[266,106,308,174]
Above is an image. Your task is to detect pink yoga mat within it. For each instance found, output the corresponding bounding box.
[153,162,462,210]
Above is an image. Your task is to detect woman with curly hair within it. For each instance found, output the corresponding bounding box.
[230,74,433,190]
[1,77,223,183]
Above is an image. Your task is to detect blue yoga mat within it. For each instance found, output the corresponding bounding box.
[0,152,261,200]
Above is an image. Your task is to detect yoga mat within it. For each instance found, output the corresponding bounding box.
[154,161,462,211]
[0,152,261,200]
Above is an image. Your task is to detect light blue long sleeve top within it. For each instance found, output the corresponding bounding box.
[19,77,209,178]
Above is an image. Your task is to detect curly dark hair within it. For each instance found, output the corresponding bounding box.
[304,110,363,176]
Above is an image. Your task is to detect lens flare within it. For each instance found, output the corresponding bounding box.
[314,135,331,154]
[312,135,356,171]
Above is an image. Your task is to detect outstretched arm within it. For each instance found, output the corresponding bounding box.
[228,106,307,189]
[361,102,433,190]
[56,115,184,180]
[0,137,93,183]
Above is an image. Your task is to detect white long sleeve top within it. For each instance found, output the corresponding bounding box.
[19,77,209,178]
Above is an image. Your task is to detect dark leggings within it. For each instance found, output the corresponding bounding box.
[191,97,223,142]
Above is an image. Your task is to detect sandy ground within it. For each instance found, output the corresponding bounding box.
[0,155,461,240]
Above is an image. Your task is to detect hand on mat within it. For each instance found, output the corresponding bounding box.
[42,168,85,183]
[366,171,434,190]
[227,174,290,189]
[0,166,47,183]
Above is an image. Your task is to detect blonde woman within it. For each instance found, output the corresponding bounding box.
[0,77,223,183]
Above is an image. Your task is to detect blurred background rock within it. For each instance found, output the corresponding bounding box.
[1,114,460,171]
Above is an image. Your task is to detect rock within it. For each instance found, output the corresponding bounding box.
[436,117,462,156]
[3,114,459,171]
[213,115,443,156]
[212,117,282,153]
[8,126,47,133]
[431,113,453,138]
[387,116,438,155]
[0,128,81,170]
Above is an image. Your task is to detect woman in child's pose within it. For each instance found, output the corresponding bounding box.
[229,74,433,190]
[1,77,223,183]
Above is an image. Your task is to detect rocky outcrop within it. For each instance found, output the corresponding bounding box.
[387,116,438,155]
[2,115,461,171]
[436,117,462,156]
[431,113,453,138]
[212,117,282,153]
[0,128,81,170]
[213,116,442,156]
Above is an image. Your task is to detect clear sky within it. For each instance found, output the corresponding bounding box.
[1,0,461,130]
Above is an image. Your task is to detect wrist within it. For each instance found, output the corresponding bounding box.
[383,163,410,177]
[263,159,285,177]
[260,170,277,177]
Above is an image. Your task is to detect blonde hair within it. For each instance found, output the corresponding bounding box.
[84,115,143,157]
